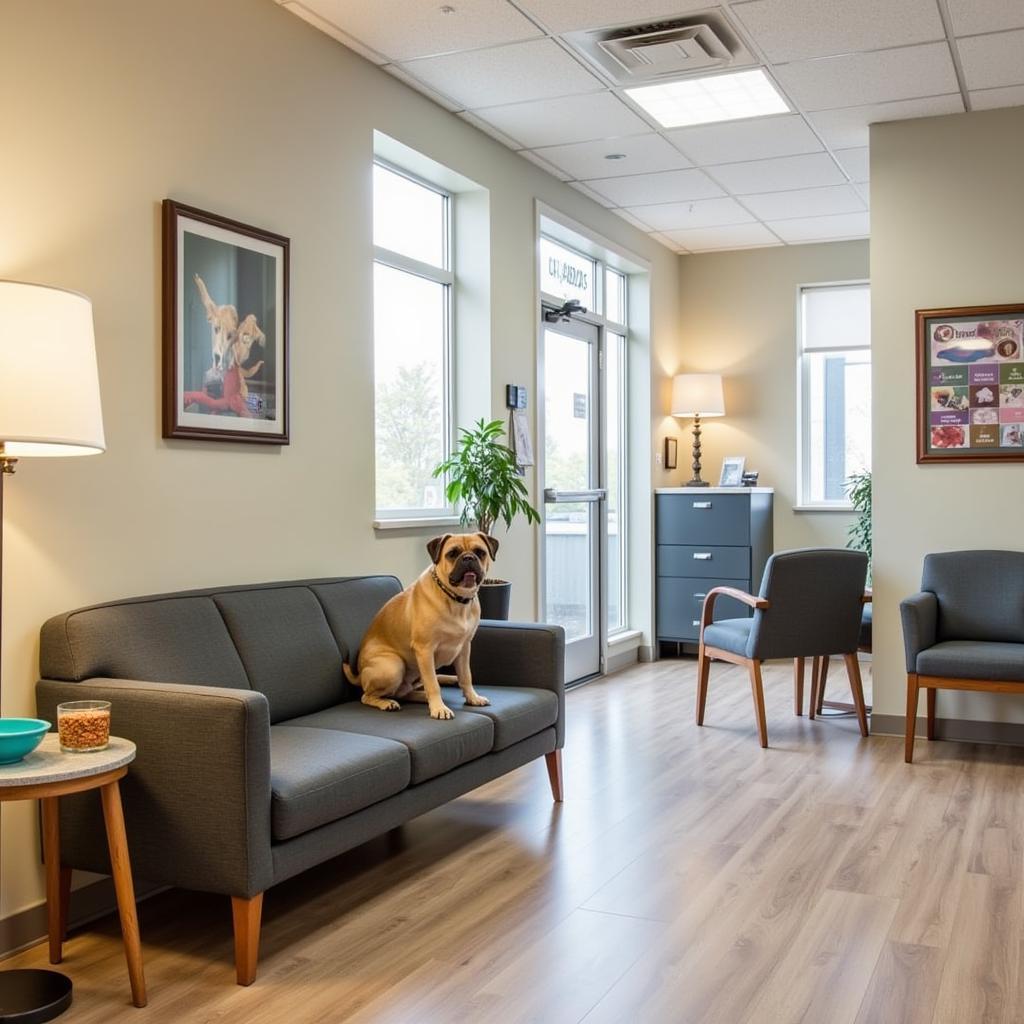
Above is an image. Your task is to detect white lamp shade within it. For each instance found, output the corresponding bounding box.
[0,281,105,457]
[671,373,725,417]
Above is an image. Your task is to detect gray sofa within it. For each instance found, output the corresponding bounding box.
[36,576,565,984]
[901,550,1024,762]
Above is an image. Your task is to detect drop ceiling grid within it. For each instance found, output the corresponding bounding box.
[279,0,1024,252]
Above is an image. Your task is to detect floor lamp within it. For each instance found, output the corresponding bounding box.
[0,281,105,1022]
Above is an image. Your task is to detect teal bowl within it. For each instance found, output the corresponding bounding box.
[0,719,50,765]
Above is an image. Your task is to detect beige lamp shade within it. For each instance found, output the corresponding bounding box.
[0,281,105,457]
[671,373,725,417]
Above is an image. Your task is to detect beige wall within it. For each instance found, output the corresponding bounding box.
[670,242,869,550]
[0,0,679,922]
[871,107,1024,726]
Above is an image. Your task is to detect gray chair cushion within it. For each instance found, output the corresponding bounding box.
[923,551,1024,644]
[286,704,494,785]
[269,726,410,841]
[214,588,346,724]
[703,618,753,657]
[916,640,1024,682]
[459,687,558,751]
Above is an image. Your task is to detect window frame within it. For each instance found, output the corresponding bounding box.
[372,159,456,522]
[796,279,871,512]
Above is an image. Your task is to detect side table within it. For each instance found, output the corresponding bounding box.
[0,735,146,1019]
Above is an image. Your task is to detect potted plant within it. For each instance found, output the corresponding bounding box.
[433,418,540,620]
[845,469,872,584]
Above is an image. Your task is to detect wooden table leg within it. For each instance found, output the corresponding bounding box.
[100,780,147,1008]
[40,796,63,965]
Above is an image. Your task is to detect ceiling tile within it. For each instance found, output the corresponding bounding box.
[739,184,866,220]
[768,212,870,242]
[568,181,615,207]
[471,92,651,148]
[665,114,823,166]
[707,152,845,194]
[458,110,524,149]
[808,94,964,149]
[834,147,869,182]
[730,0,944,63]
[623,198,756,231]
[970,85,1024,110]
[399,39,602,109]
[947,0,1024,36]
[584,168,726,206]
[519,149,572,180]
[513,0,716,35]
[662,223,782,252]
[774,43,959,112]
[295,0,542,61]
[957,31,1024,91]
[384,64,463,111]
[532,134,692,180]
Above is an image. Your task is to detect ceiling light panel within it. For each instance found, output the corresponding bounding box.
[624,69,789,129]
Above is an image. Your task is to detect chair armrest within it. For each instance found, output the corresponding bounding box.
[700,587,769,630]
[899,592,938,673]
[471,622,565,747]
[37,677,273,898]
[863,590,873,604]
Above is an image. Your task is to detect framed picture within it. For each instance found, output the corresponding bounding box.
[664,436,678,469]
[162,200,289,444]
[917,303,1024,463]
[719,455,745,487]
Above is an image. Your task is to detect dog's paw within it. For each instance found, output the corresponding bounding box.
[430,704,455,720]
[383,700,401,712]
[464,693,490,707]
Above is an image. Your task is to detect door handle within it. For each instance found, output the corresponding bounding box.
[692,501,712,509]
[544,488,608,503]
[692,620,700,627]
[693,552,712,560]
[693,592,707,600]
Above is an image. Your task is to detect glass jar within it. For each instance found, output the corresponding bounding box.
[57,700,111,753]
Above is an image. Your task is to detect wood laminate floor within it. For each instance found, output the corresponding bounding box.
[5,657,1023,1023]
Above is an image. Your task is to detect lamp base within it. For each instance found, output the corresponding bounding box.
[0,970,72,1023]
[685,478,710,488]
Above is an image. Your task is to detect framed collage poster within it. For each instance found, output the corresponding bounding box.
[162,200,289,444]
[917,303,1024,463]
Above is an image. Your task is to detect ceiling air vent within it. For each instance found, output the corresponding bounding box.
[565,13,755,85]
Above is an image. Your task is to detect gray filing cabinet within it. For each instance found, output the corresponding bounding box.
[655,487,773,648]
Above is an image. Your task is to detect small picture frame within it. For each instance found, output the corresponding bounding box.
[664,437,678,469]
[719,456,746,487]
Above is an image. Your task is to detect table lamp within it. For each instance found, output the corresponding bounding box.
[671,373,724,487]
[0,281,105,1021]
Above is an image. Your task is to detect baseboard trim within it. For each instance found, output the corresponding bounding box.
[872,714,1024,748]
[0,876,164,962]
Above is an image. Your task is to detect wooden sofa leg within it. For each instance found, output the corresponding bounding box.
[905,674,919,763]
[545,750,563,802]
[232,893,263,986]
[926,688,936,740]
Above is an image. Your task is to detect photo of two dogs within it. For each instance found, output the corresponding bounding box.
[344,532,500,721]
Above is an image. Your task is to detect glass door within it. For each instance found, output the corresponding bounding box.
[542,315,604,682]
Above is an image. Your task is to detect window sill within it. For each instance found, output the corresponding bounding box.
[374,515,462,531]
[792,504,855,514]
[607,629,643,651]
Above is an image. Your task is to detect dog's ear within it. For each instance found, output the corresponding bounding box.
[426,534,452,564]
[477,533,499,560]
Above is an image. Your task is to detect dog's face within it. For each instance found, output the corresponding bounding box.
[427,533,499,594]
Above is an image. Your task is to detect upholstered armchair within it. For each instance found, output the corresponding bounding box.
[901,550,1024,762]
[697,548,869,747]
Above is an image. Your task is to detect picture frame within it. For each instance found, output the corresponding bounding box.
[916,303,1024,463]
[719,455,746,487]
[162,199,289,444]
[664,436,678,470]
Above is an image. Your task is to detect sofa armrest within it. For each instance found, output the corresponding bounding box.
[471,622,565,747]
[37,677,273,898]
[900,592,938,673]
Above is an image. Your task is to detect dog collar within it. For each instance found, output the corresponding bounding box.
[431,568,475,605]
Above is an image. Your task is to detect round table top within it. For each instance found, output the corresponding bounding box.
[0,734,135,787]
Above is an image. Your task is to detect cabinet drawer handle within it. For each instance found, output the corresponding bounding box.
[692,501,712,509]
[693,592,707,600]
[693,552,712,560]
[692,620,701,627]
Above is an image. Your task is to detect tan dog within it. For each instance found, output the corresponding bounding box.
[343,533,498,719]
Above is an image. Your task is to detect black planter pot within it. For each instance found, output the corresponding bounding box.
[478,580,511,620]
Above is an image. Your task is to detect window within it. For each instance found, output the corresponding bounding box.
[798,282,871,507]
[373,163,453,518]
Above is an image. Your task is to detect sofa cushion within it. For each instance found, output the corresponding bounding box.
[916,640,1024,682]
[702,618,753,658]
[923,551,1024,644]
[287,703,494,784]
[460,687,558,751]
[269,726,410,841]
[214,588,346,723]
